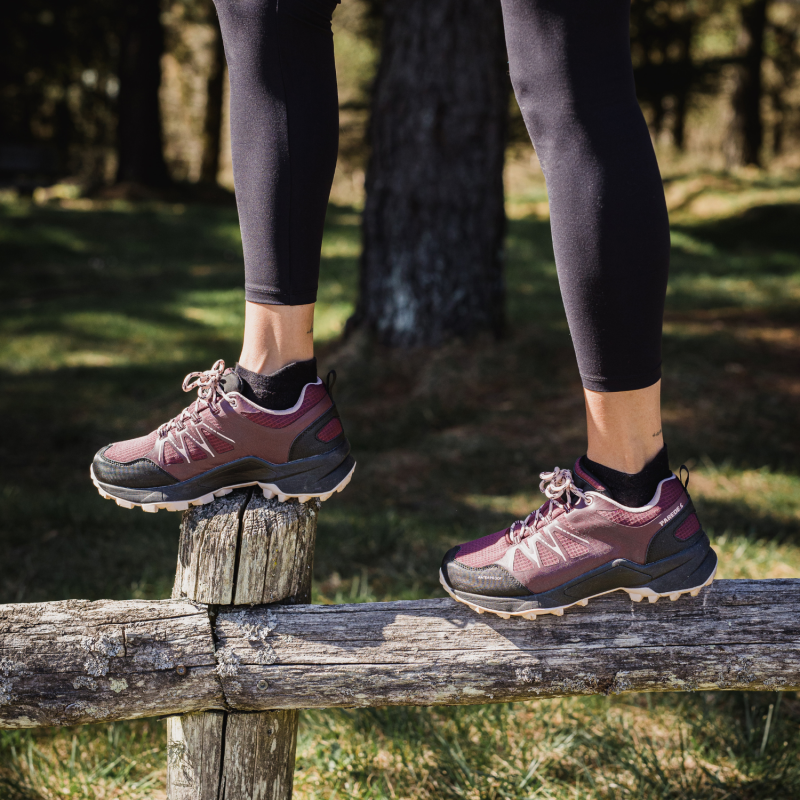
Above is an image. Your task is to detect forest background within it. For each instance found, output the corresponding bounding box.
[2,0,800,798]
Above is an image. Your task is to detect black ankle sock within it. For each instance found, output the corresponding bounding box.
[581,445,671,508]
[234,359,317,410]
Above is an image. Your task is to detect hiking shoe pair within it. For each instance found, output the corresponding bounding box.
[93,360,716,615]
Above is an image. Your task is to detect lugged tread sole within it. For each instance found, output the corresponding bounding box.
[439,563,717,620]
[91,460,355,513]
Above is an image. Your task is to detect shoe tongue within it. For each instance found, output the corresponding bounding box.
[219,370,243,394]
[572,457,610,497]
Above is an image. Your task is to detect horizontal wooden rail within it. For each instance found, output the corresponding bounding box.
[1,579,798,729]
[0,599,221,728]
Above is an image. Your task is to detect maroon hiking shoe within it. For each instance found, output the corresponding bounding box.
[440,459,716,619]
[91,360,355,512]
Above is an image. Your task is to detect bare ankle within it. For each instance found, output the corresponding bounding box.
[584,381,663,474]
[239,301,315,375]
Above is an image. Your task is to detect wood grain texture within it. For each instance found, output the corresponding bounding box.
[172,492,318,607]
[218,710,299,800]
[167,711,225,800]
[173,491,251,605]
[234,494,318,606]
[216,579,800,710]
[168,493,317,800]
[0,599,222,728]
[2,580,797,730]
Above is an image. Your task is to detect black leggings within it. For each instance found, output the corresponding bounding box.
[214,0,670,392]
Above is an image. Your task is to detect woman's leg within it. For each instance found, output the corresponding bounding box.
[217,0,339,390]
[217,0,340,308]
[585,382,663,474]
[90,0,356,511]
[501,0,670,481]
[440,0,716,617]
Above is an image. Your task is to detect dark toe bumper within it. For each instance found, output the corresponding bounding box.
[440,546,529,597]
[92,446,178,489]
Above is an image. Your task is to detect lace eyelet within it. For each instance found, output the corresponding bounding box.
[585,496,594,506]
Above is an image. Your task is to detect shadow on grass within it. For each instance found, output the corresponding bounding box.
[1,192,799,606]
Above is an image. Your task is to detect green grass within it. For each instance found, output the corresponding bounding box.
[1,168,799,798]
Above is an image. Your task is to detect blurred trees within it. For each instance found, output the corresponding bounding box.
[1,0,798,187]
[768,7,800,157]
[200,14,225,184]
[351,0,508,346]
[0,0,120,185]
[116,0,170,185]
[630,0,699,150]
[725,0,769,166]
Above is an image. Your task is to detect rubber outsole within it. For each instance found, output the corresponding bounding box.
[91,459,356,513]
[439,561,717,620]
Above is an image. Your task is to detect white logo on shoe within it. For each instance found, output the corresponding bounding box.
[659,503,683,527]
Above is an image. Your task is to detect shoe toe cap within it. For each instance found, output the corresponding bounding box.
[441,546,528,597]
[92,446,177,489]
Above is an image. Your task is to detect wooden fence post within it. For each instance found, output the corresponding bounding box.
[167,488,318,800]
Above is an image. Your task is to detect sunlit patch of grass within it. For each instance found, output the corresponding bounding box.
[315,298,356,344]
[668,273,800,310]
[0,199,362,375]
[691,466,800,527]
[689,465,800,579]
[460,492,542,520]
[295,693,800,800]
[664,170,800,222]
[669,229,719,257]
[2,311,203,374]
[315,210,360,342]
[0,722,165,800]
[713,534,800,580]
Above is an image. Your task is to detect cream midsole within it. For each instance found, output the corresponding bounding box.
[90,461,356,513]
[439,564,717,620]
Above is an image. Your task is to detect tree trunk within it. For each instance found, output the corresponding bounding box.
[767,20,798,159]
[200,12,226,184]
[116,0,170,186]
[671,21,694,151]
[352,0,508,347]
[725,0,769,168]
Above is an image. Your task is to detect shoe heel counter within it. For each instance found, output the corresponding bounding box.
[288,403,349,461]
[645,499,706,563]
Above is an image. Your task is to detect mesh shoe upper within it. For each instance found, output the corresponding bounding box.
[442,459,703,597]
[93,361,342,489]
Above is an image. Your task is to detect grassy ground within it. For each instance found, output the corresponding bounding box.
[1,164,799,798]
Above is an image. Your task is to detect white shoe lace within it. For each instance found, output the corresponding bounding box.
[157,359,230,438]
[508,467,588,544]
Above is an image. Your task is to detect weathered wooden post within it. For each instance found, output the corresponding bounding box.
[166,488,319,800]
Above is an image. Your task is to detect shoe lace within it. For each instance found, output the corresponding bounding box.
[157,359,229,437]
[508,467,588,545]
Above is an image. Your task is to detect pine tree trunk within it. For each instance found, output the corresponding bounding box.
[116,0,170,186]
[725,0,769,168]
[352,0,508,347]
[200,13,226,184]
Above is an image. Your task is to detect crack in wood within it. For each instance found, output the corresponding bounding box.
[165,490,317,799]
[229,486,254,603]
